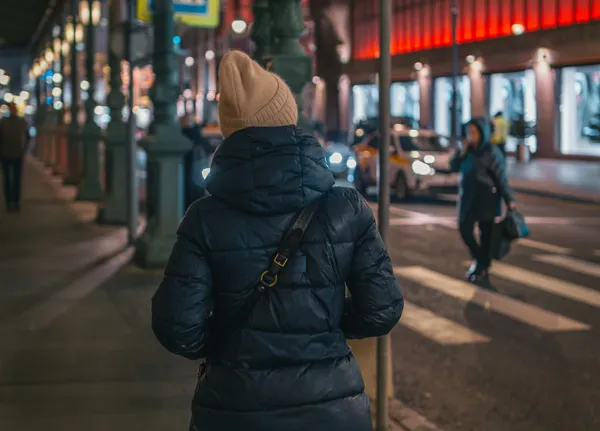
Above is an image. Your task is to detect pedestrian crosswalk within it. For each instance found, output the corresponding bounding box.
[390,244,600,348]
[394,266,590,333]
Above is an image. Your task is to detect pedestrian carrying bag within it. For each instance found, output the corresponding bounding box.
[229,197,323,330]
[504,209,530,240]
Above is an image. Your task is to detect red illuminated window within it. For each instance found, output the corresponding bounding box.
[575,0,590,22]
[594,0,600,19]
[558,0,575,25]
[460,0,473,42]
[474,0,487,39]
[513,0,525,29]
[441,0,451,45]
[404,0,413,51]
[542,0,558,28]
[488,0,500,36]
[413,2,423,50]
[423,0,432,49]
[432,0,442,47]
[500,0,512,35]
[525,0,540,30]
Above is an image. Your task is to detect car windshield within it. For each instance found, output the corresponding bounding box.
[398,135,451,152]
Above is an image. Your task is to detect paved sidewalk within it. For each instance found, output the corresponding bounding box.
[0,158,435,431]
[0,158,196,430]
[507,158,600,203]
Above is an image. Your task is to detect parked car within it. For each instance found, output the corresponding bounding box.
[353,126,459,201]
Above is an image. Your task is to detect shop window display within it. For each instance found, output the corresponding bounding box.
[433,76,471,138]
[390,81,420,125]
[488,71,537,153]
[560,65,600,157]
[352,84,379,124]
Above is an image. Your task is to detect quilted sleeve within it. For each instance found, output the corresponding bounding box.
[151,203,214,360]
[341,192,404,339]
[488,145,516,206]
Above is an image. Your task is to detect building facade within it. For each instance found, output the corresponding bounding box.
[327,0,600,160]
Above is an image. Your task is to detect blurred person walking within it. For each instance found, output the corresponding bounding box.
[0,103,29,212]
[451,117,516,284]
[180,114,213,209]
[490,111,509,157]
[152,50,403,431]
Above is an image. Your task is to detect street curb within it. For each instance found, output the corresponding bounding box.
[370,398,443,431]
[511,186,600,205]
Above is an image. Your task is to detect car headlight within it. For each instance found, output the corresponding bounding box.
[423,155,435,164]
[329,152,343,164]
[346,157,357,169]
[412,160,434,176]
[201,168,211,179]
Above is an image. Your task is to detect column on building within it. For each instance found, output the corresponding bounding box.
[534,49,555,158]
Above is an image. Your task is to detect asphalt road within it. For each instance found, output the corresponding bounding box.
[378,192,600,431]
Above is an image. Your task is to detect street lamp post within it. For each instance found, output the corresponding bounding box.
[44,42,57,168]
[77,0,103,201]
[98,0,129,225]
[251,0,271,61]
[65,8,84,185]
[376,0,392,429]
[267,0,312,130]
[451,0,460,143]
[54,18,70,177]
[136,0,192,268]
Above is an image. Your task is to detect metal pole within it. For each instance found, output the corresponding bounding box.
[126,0,138,244]
[451,0,459,142]
[376,0,391,429]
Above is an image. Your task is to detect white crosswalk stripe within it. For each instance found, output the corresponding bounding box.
[532,254,600,279]
[394,266,590,332]
[490,260,600,308]
[400,301,491,345]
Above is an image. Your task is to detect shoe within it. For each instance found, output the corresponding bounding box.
[468,268,490,286]
[465,260,479,280]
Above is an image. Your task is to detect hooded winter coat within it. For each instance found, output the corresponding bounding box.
[450,117,515,221]
[151,125,404,431]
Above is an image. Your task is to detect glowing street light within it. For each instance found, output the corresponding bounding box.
[511,23,525,36]
[232,19,247,34]
[205,50,215,61]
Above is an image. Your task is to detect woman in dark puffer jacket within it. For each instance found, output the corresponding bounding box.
[151,50,404,431]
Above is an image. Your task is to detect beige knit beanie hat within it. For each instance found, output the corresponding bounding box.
[217,50,298,138]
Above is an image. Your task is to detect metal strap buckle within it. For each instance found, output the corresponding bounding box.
[260,270,278,288]
[273,253,288,267]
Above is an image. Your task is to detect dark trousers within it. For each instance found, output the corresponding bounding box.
[459,219,494,270]
[1,157,23,209]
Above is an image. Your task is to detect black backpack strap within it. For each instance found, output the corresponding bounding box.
[229,198,323,330]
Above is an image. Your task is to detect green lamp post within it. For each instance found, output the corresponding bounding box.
[65,9,84,185]
[98,0,129,224]
[77,0,104,201]
[253,0,312,130]
[136,0,192,268]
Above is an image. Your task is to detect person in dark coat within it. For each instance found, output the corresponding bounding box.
[180,115,214,210]
[450,117,516,283]
[151,50,403,431]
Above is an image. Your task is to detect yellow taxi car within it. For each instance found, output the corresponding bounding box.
[353,126,459,201]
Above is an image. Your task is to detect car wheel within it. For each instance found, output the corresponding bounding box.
[394,173,409,202]
[354,168,367,197]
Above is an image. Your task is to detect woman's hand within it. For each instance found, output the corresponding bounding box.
[509,201,517,210]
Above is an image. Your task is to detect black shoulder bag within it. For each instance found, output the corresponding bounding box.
[197,198,322,377]
[227,197,323,330]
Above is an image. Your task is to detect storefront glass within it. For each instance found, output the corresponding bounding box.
[352,82,419,125]
[560,65,600,156]
[352,84,378,123]
[488,70,537,153]
[433,76,470,138]
[390,81,419,123]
